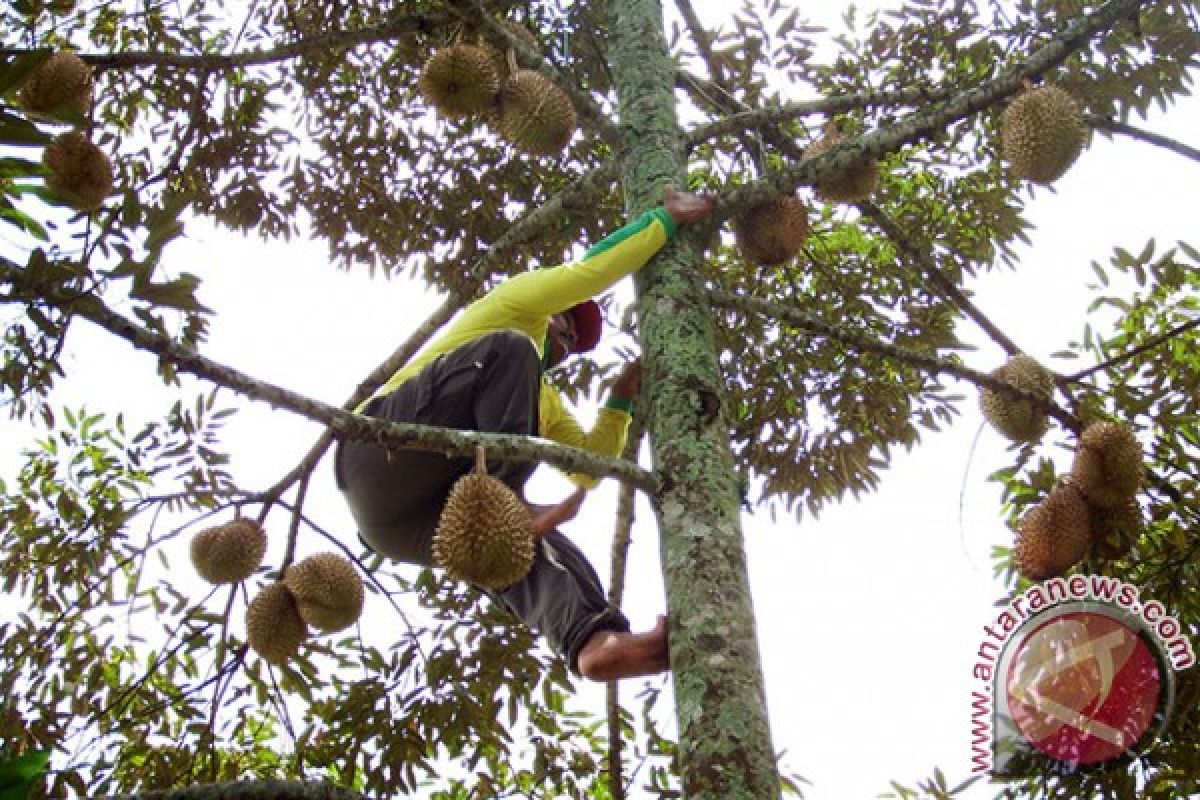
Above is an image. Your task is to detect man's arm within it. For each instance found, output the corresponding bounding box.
[493,186,714,319]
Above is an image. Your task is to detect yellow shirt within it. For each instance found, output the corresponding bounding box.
[369,208,676,487]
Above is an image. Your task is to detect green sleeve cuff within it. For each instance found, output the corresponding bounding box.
[583,208,676,260]
[648,206,677,239]
[604,396,633,414]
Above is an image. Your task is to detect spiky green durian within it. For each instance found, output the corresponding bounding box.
[494,69,576,156]
[1000,84,1087,185]
[19,51,92,118]
[1013,482,1090,580]
[979,355,1056,443]
[806,126,880,204]
[190,518,268,585]
[282,553,365,633]
[732,194,810,267]
[1070,420,1143,509]
[419,43,501,117]
[42,131,113,211]
[433,450,534,589]
[245,582,308,665]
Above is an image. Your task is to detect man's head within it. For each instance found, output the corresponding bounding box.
[546,299,602,367]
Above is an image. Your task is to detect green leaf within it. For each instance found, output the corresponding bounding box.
[0,110,51,147]
[130,273,210,313]
[0,51,51,96]
[0,750,51,800]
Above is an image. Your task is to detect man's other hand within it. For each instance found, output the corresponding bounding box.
[664,184,715,225]
[610,359,643,402]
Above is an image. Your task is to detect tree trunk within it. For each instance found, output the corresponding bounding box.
[605,1,782,798]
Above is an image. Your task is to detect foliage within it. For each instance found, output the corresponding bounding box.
[0,0,1198,798]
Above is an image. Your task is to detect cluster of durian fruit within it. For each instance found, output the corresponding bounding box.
[978,355,1143,581]
[190,518,366,665]
[419,20,576,157]
[15,50,114,211]
[432,447,535,590]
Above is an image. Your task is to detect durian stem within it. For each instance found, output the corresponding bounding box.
[474,445,487,475]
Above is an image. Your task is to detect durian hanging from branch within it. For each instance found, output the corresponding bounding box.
[432,446,535,590]
[42,131,114,212]
[418,42,501,118]
[493,50,577,156]
[1013,480,1091,581]
[282,552,365,633]
[806,120,881,204]
[1000,82,1088,185]
[245,581,309,665]
[190,518,268,585]
[18,50,93,121]
[979,354,1057,444]
[732,192,810,267]
[1070,420,1143,509]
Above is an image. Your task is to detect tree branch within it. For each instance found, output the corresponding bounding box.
[6,270,659,492]
[1065,316,1200,383]
[858,201,1023,356]
[684,83,960,147]
[104,779,363,800]
[605,416,644,800]
[709,0,1150,221]
[708,287,1080,431]
[1086,113,1200,163]
[1,16,438,71]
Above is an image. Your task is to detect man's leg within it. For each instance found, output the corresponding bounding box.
[496,530,668,681]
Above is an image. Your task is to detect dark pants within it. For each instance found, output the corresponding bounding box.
[335,330,629,673]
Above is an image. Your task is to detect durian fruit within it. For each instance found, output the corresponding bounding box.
[190,518,268,585]
[979,354,1056,443]
[1000,84,1087,185]
[494,65,576,156]
[418,43,500,118]
[42,131,113,211]
[1013,482,1091,581]
[282,552,365,633]
[432,447,534,589]
[806,123,880,204]
[245,582,308,665]
[1088,499,1143,560]
[732,194,810,267]
[1070,420,1143,509]
[18,51,93,118]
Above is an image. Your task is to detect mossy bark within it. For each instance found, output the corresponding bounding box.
[606,0,781,798]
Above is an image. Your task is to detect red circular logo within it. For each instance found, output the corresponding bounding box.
[1005,610,1162,765]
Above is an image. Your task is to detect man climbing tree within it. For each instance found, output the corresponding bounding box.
[335,185,714,681]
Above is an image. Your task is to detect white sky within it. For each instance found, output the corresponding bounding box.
[3,2,1199,798]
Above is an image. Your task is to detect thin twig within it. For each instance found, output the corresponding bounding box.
[859,201,1023,357]
[604,418,644,800]
[1086,113,1200,163]
[1066,317,1200,383]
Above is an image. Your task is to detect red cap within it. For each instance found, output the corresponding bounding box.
[567,299,603,353]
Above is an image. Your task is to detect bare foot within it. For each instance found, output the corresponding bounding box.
[577,616,670,681]
[525,487,587,538]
